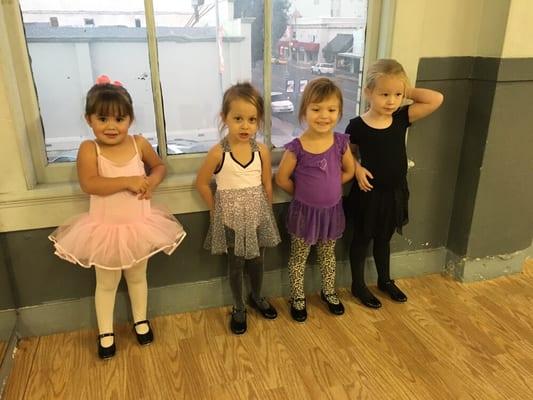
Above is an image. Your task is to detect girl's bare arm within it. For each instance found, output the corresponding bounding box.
[195,145,223,211]
[406,87,444,123]
[275,150,297,195]
[259,143,274,204]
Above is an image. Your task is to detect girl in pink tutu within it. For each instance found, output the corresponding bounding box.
[49,75,186,359]
[276,78,355,322]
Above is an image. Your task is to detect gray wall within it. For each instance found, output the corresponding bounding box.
[5,205,289,308]
[0,236,15,310]
[437,57,533,259]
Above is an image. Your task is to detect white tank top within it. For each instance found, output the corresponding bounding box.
[215,137,262,190]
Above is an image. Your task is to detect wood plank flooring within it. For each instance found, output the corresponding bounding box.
[0,342,6,362]
[3,260,533,400]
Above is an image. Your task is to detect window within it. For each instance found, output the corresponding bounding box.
[49,17,58,27]
[271,0,367,146]
[5,0,371,187]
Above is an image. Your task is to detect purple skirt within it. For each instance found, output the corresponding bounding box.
[286,198,345,245]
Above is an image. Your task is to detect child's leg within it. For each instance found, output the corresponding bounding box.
[317,239,344,315]
[374,235,407,302]
[123,259,149,334]
[246,251,277,318]
[95,267,122,347]
[316,239,338,300]
[246,251,263,300]
[349,234,372,292]
[227,247,246,311]
[288,235,311,309]
[373,236,391,284]
[349,234,381,308]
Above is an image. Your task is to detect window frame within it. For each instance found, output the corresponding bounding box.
[0,0,392,232]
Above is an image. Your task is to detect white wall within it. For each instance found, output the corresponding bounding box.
[390,0,516,84]
[28,33,250,152]
[502,0,533,57]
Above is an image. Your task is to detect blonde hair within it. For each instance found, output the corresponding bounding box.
[219,82,264,132]
[298,78,343,124]
[365,59,410,91]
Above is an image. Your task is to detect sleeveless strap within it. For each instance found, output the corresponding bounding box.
[93,140,101,156]
[250,137,259,152]
[220,136,231,152]
[220,136,259,152]
[131,135,140,155]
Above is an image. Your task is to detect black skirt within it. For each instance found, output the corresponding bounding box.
[346,179,409,239]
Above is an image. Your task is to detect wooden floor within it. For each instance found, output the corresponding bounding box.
[0,342,6,363]
[3,261,533,400]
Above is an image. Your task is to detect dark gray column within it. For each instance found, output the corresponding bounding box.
[418,57,533,281]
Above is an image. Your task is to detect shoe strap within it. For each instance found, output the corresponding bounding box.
[290,297,306,303]
[323,292,340,303]
[98,332,114,339]
[290,297,306,309]
[134,320,150,327]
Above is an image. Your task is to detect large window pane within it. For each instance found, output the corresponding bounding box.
[20,0,156,163]
[154,0,264,154]
[270,0,367,148]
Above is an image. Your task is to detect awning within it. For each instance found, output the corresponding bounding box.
[278,40,319,53]
[322,34,353,55]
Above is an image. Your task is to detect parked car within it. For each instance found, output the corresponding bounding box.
[151,143,184,155]
[271,57,288,65]
[310,63,335,75]
[271,92,294,113]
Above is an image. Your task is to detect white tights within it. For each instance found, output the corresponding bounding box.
[95,260,148,346]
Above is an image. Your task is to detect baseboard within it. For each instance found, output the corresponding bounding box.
[0,311,16,341]
[445,243,532,282]
[0,327,19,399]
[16,247,447,338]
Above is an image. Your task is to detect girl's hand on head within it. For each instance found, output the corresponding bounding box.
[355,166,374,192]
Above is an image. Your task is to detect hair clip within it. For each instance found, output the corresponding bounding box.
[95,74,123,87]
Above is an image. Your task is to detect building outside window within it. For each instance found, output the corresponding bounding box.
[11,0,368,184]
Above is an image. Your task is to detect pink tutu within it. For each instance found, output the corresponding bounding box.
[49,205,186,270]
[49,137,186,270]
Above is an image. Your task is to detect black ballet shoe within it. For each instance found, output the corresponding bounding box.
[351,285,382,309]
[230,308,247,335]
[289,298,307,322]
[378,280,408,302]
[248,294,278,319]
[320,291,345,315]
[133,320,154,346]
[97,333,116,360]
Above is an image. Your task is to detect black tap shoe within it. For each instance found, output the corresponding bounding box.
[98,333,116,360]
[320,291,345,315]
[133,320,154,346]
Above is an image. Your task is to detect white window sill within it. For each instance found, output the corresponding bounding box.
[0,171,292,232]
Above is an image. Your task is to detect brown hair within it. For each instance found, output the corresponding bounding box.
[220,82,264,132]
[85,82,134,120]
[298,77,343,124]
[365,58,410,91]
